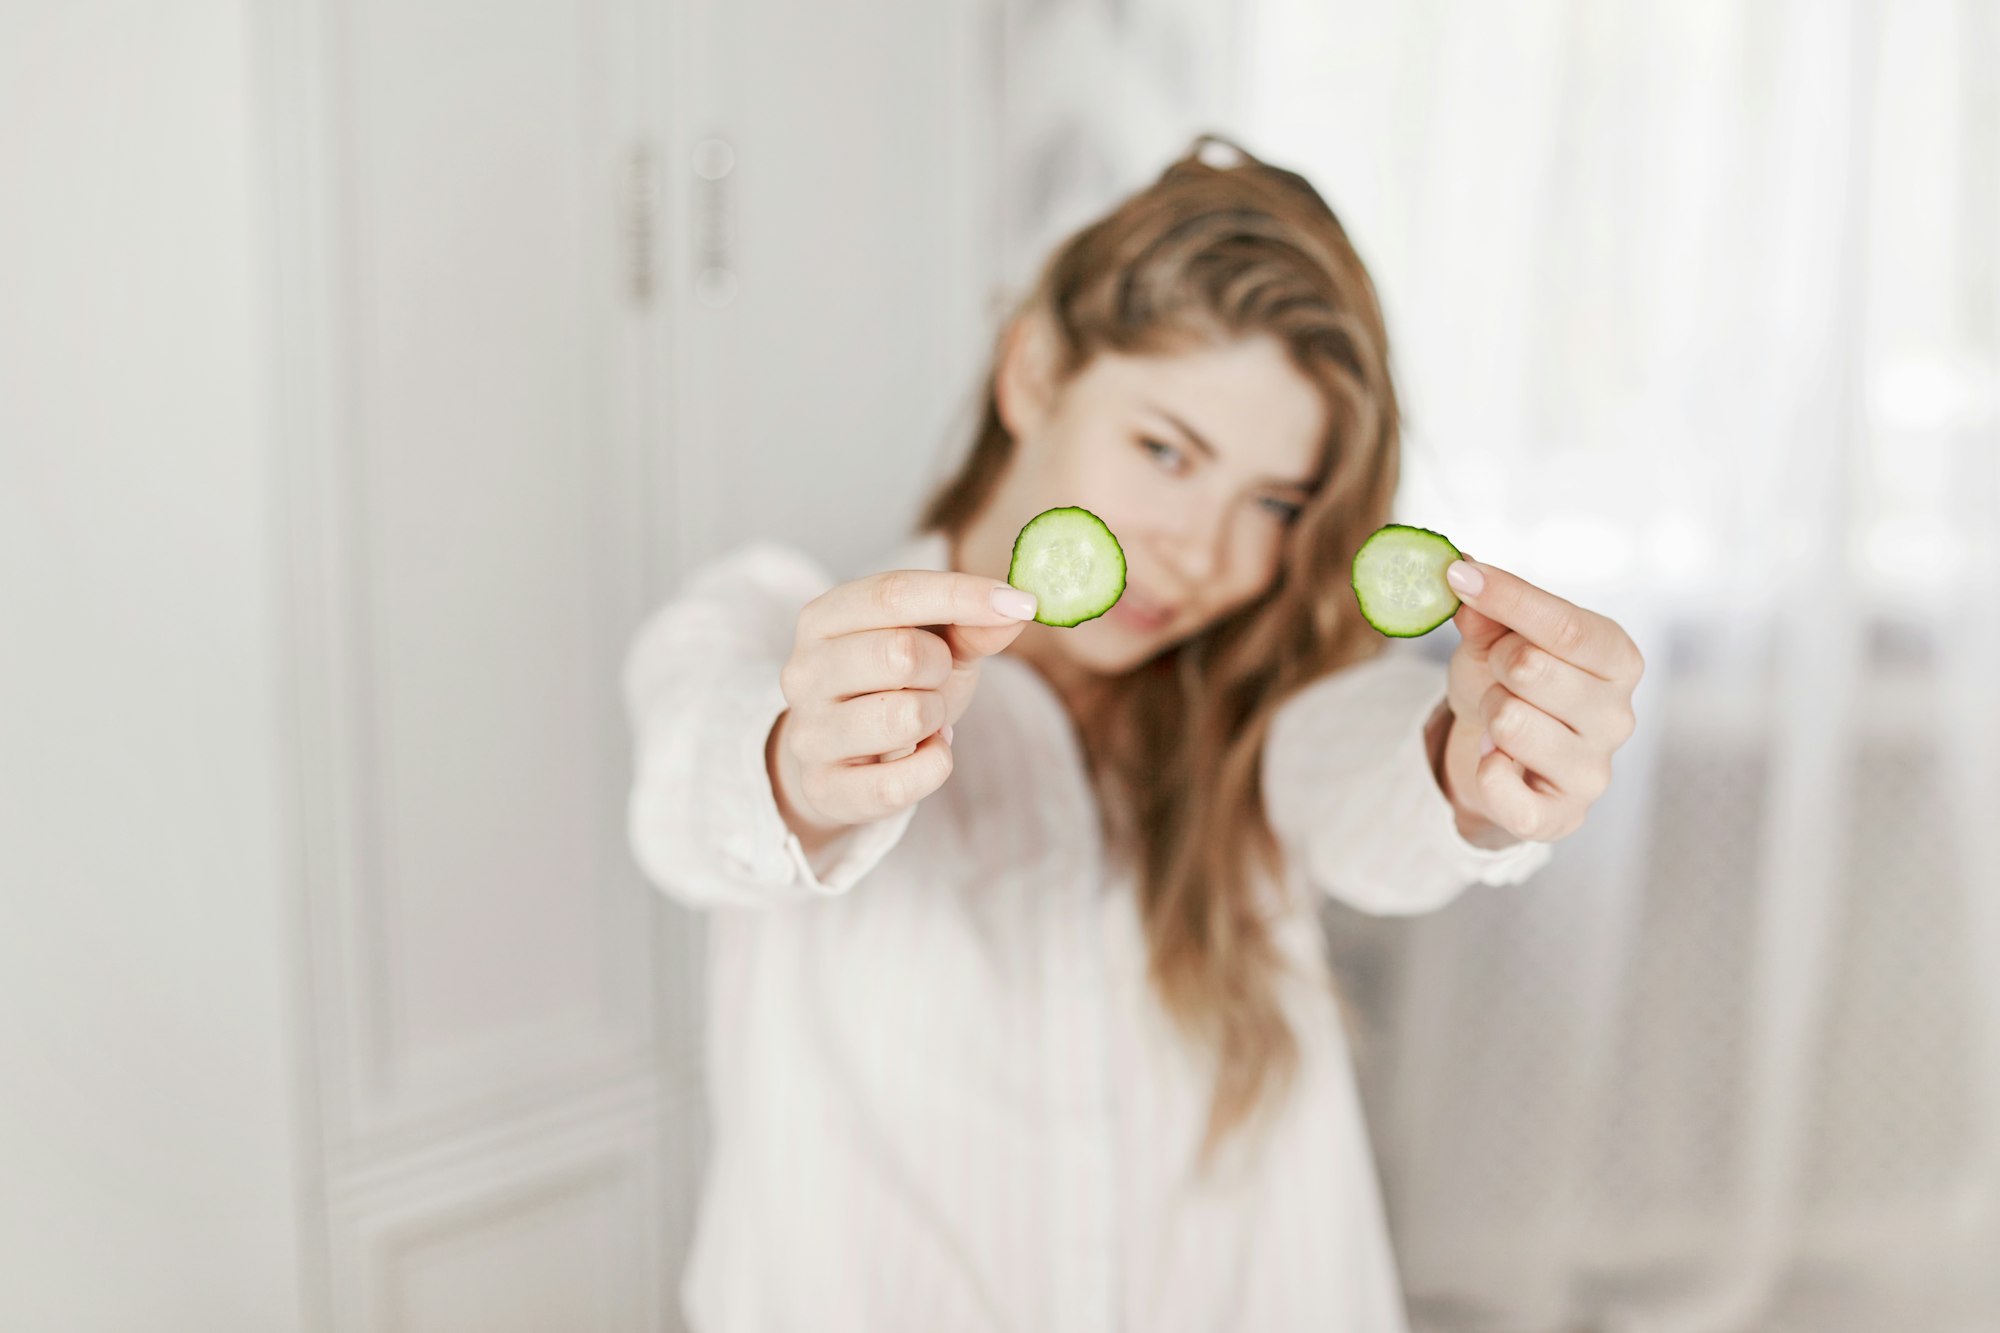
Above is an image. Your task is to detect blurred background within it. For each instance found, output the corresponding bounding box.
[3,0,1996,1329]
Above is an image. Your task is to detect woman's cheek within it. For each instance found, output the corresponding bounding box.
[1221,530,1283,609]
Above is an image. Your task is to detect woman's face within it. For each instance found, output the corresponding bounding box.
[976,318,1328,679]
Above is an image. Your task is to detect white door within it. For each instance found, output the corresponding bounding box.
[269,0,995,1326]
[267,0,675,1324]
[664,0,999,579]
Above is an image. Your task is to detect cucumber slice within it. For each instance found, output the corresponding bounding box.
[1008,506,1127,627]
[1352,523,1462,637]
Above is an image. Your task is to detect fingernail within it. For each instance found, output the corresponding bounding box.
[1447,561,1484,597]
[1479,732,1497,756]
[942,724,954,746]
[991,586,1037,620]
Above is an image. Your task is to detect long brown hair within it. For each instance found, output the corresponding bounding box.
[918,133,1403,1162]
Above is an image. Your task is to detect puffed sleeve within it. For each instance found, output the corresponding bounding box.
[1261,647,1553,915]
[621,541,916,908]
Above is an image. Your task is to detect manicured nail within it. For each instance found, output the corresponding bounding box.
[991,586,1037,620]
[1479,732,1497,756]
[1447,560,1484,597]
[942,724,954,746]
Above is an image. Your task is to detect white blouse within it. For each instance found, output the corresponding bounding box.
[623,529,1553,1333]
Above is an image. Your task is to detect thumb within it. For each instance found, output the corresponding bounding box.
[934,616,1031,667]
[1452,600,1509,658]
[933,618,1030,731]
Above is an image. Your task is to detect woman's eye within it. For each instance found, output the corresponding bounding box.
[1258,496,1304,524]
[1139,437,1185,471]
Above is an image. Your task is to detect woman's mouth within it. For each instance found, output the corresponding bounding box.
[1110,585,1178,631]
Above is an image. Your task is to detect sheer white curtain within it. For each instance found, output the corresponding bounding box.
[1228,1,2000,1329]
[989,1,1997,1325]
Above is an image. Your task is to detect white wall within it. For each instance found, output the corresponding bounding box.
[0,3,311,1328]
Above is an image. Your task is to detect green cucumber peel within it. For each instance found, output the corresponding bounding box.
[1352,523,1464,637]
[1007,506,1128,627]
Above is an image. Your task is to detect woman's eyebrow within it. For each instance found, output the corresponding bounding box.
[1146,403,1219,461]
[1145,402,1316,491]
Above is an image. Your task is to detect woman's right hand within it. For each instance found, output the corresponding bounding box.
[767,569,1039,845]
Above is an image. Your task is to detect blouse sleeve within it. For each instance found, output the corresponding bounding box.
[620,542,916,909]
[1261,647,1554,916]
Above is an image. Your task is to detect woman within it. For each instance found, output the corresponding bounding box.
[624,134,1644,1332]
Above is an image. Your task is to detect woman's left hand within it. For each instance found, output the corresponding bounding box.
[1436,556,1644,847]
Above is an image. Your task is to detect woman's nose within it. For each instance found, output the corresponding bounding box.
[1168,502,1227,584]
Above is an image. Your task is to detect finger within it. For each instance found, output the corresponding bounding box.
[1470,744,1573,843]
[818,728,954,819]
[1445,559,1640,681]
[1478,681,1610,803]
[1446,551,1511,661]
[1448,548,1504,656]
[801,569,1038,641]
[792,688,945,765]
[884,712,961,763]
[1484,630,1607,740]
[812,626,956,702]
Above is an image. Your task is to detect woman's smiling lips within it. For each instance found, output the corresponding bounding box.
[1111,583,1179,630]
